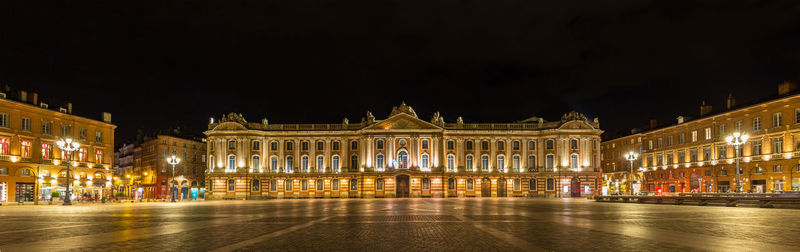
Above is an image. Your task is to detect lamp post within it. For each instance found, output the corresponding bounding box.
[167,155,181,202]
[725,132,749,193]
[56,138,80,206]
[624,151,638,195]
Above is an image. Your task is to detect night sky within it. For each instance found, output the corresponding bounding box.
[2,1,799,147]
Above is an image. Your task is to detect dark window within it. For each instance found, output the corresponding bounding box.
[333,141,340,150]
[252,179,260,191]
[481,141,489,150]
[497,141,505,150]
[546,178,554,190]
[228,179,235,191]
[512,141,520,150]
[421,140,429,149]
[351,141,358,150]
[546,140,554,150]
[529,178,536,190]
[316,179,324,191]
[376,140,384,149]
[376,178,384,190]
[285,179,293,191]
[467,178,474,190]
[270,179,277,191]
[271,141,278,151]
[286,141,293,151]
[302,141,309,151]
[528,141,535,150]
[317,141,324,150]
[466,141,473,150]
[253,141,260,150]
[351,155,358,169]
[228,140,236,150]
[447,140,454,150]
[350,179,357,190]
[422,178,430,190]
[448,178,455,190]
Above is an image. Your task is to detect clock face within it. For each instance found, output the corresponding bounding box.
[399,139,406,147]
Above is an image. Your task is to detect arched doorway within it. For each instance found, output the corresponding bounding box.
[570,177,581,197]
[396,175,410,197]
[497,178,507,197]
[481,178,491,197]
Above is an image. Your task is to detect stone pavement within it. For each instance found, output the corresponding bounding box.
[0,198,798,251]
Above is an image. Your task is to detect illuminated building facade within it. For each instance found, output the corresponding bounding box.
[204,103,602,199]
[0,89,116,203]
[603,82,800,194]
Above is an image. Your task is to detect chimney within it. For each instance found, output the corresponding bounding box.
[30,92,37,105]
[778,81,797,96]
[649,119,658,129]
[700,100,712,116]
[677,116,685,124]
[67,102,72,114]
[726,93,735,110]
[19,90,27,103]
[102,112,112,123]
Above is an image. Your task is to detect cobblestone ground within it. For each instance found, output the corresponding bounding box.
[0,198,798,251]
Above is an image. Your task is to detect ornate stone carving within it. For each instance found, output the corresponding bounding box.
[390,102,418,118]
[220,112,247,125]
[430,111,445,126]
[366,111,375,124]
[560,111,588,123]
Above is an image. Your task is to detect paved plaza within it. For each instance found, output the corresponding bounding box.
[0,198,798,251]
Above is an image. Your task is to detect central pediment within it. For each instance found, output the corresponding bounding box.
[365,113,442,130]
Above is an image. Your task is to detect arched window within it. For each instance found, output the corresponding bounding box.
[421,153,429,170]
[350,179,358,190]
[546,154,554,170]
[571,139,579,149]
[376,178,384,190]
[332,141,340,150]
[209,155,214,171]
[467,178,474,190]
[528,155,536,170]
[332,155,340,172]
[285,141,293,151]
[316,155,324,172]
[447,154,455,171]
[497,155,505,172]
[466,155,474,171]
[301,141,309,151]
[481,141,489,150]
[351,155,358,170]
[270,156,278,173]
[528,140,535,150]
[285,156,294,173]
[376,154,384,170]
[497,140,505,150]
[466,140,474,150]
[301,156,309,172]
[481,155,489,172]
[285,179,293,191]
[316,179,323,191]
[546,140,554,150]
[513,141,520,150]
[398,150,408,168]
[316,141,324,150]
[376,140,384,149]
[448,178,455,190]
[270,141,278,151]
[227,155,236,170]
[332,179,340,190]
[252,155,260,171]
[252,141,260,150]
[512,155,520,171]
[252,179,260,191]
[421,140,429,149]
[529,178,536,190]
[228,179,235,191]
[571,153,579,169]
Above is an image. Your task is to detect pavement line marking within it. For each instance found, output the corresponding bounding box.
[0,223,98,235]
[209,216,334,252]
[452,214,548,252]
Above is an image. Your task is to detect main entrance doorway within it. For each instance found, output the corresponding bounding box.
[497,178,507,197]
[570,177,581,197]
[396,175,410,198]
[481,178,491,197]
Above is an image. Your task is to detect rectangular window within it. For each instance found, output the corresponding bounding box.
[332,179,339,191]
[796,108,800,124]
[719,124,725,138]
[95,150,103,163]
[61,125,71,137]
[773,165,782,173]
[302,141,309,151]
[42,122,51,134]
[773,137,783,154]
[753,117,761,131]
[0,113,8,127]
[513,178,521,190]
[703,147,711,161]
[270,179,277,191]
[271,141,278,151]
[285,180,293,191]
[350,179,357,190]
[21,117,30,131]
[546,178,554,190]
[79,129,87,139]
[447,141,454,150]
[332,141,340,150]
[422,178,429,190]
[95,131,102,142]
[20,140,31,158]
[678,151,685,163]
[481,141,489,150]
[667,136,673,146]
[252,179,260,191]
[41,143,51,159]
[773,112,782,128]
[657,138,662,148]
[302,179,308,191]
[718,146,726,159]
[704,128,711,140]
[679,134,685,144]
[690,149,698,162]
[228,179,235,191]
[317,141,324,150]
[692,131,697,142]
[253,141,260,150]
[79,148,87,162]
[752,140,762,155]
[317,179,324,191]
[667,153,673,165]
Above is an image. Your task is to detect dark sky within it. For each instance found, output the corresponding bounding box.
[2,1,799,147]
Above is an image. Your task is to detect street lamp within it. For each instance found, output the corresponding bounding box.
[725,132,749,193]
[167,155,181,202]
[624,151,638,195]
[56,138,80,205]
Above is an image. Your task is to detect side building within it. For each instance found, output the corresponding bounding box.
[204,103,603,199]
[115,133,207,200]
[602,82,800,194]
[0,89,116,203]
